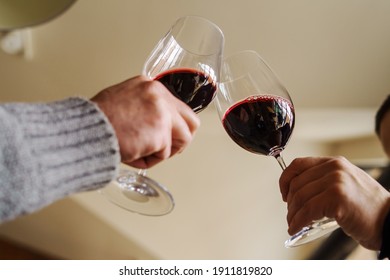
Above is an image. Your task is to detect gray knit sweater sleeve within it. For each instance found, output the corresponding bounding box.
[0,97,120,222]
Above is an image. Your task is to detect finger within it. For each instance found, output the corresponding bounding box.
[285,157,343,204]
[162,87,200,135]
[287,195,326,235]
[125,158,148,169]
[143,154,167,168]
[126,153,168,169]
[286,178,325,224]
[170,116,194,156]
[286,159,348,226]
[123,135,172,169]
[279,157,332,201]
[168,100,200,157]
[287,191,339,235]
[182,108,200,135]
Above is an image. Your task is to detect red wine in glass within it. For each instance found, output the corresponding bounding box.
[155,68,217,113]
[222,95,295,157]
[216,50,340,248]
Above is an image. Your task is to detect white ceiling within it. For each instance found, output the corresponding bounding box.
[1,0,389,259]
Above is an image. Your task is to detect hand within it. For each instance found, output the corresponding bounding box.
[91,75,200,169]
[279,156,390,250]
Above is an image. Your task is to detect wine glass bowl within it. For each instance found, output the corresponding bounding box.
[215,50,339,247]
[216,50,294,162]
[143,15,224,113]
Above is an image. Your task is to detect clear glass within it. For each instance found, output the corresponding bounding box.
[214,50,340,247]
[100,16,224,216]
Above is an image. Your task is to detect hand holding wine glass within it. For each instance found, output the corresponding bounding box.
[215,50,340,247]
[91,75,199,169]
[99,16,224,216]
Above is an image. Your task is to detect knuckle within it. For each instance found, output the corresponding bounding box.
[192,115,201,130]
[291,157,304,166]
[288,177,300,195]
[331,202,345,224]
[143,85,160,102]
[326,171,343,189]
[292,188,304,204]
[140,80,165,101]
[329,156,348,169]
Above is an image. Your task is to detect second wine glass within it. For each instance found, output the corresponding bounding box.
[215,50,340,247]
[100,16,224,216]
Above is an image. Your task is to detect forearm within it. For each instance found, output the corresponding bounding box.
[0,97,120,223]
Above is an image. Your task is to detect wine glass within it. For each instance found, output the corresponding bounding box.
[214,50,339,247]
[100,16,224,216]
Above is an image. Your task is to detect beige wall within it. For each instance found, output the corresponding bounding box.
[331,135,387,163]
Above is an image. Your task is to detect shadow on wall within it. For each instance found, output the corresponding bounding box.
[0,197,156,260]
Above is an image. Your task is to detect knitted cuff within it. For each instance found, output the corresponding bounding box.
[0,97,120,221]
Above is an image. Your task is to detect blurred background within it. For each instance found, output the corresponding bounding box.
[0,0,389,260]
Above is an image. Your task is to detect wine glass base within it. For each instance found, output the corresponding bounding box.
[284,218,340,248]
[99,169,174,216]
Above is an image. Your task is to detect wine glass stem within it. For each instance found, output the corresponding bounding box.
[138,169,147,176]
[275,154,287,171]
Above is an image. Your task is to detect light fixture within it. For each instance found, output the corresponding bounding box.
[0,0,76,58]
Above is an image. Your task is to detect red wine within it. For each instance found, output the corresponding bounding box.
[222,95,295,156]
[155,68,217,113]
